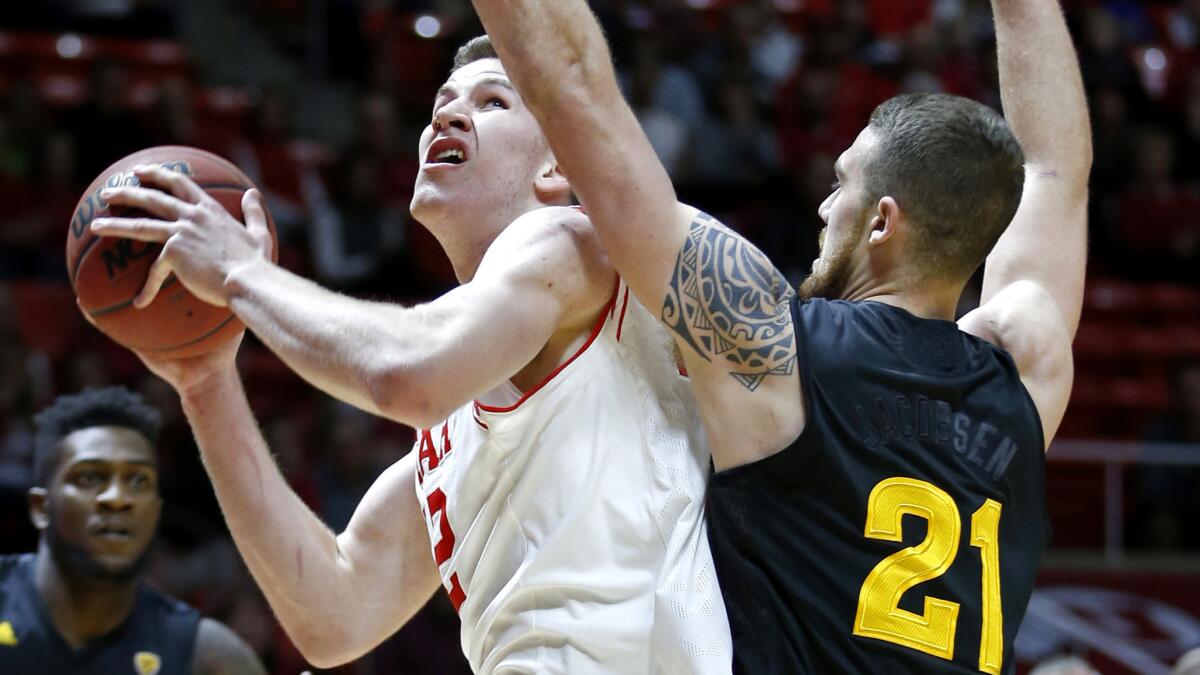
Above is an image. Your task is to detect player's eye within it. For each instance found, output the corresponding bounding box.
[127,472,152,488]
[75,471,103,488]
[484,97,507,110]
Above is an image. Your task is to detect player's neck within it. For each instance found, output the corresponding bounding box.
[843,276,962,322]
[437,201,547,283]
[34,541,138,649]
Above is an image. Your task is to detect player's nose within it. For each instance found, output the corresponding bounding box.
[432,106,472,134]
[96,478,133,511]
[818,194,832,224]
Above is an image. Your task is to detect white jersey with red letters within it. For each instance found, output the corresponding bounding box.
[413,279,731,674]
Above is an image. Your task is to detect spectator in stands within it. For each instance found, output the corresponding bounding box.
[690,77,780,187]
[1114,129,1200,279]
[313,400,391,532]
[1090,84,1136,197]
[0,321,38,489]
[302,153,406,294]
[0,81,49,183]
[147,78,197,149]
[229,88,307,240]
[623,42,698,179]
[356,93,419,210]
[1078,6,1148,109]
[729,0,803,91]
[64,60,151,181]
[1168,0,1200,51]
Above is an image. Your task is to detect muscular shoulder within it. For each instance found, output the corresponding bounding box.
[479,206,614,326]
[485,206,604,273]
[191,618,265,675]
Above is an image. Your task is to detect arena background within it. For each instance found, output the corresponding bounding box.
[0,1,1197,673]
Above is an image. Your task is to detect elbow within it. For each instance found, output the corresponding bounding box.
[368,363,455,429]
[290,624,361,669]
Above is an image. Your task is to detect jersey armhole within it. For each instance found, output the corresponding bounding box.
[995,346,1048,454]
[791,297,817,443]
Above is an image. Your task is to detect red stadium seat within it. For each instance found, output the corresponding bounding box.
[1145,282,1200,319]
[7,281,83,361]
[1166,325,1200,360]
[1074,321,1133,365]
[1109,375,1170,412]
[33,73,87,107]
[1130,326,1177,363]
[1084,278,1148,319]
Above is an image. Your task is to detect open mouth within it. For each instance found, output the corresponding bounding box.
[431,148,465,165]
[425,137,470,167]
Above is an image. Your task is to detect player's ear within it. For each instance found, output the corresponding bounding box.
[869,196,901,246]
[28,487,49,530]
[534,159,571,205]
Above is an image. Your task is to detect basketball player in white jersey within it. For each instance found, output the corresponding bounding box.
[89,38,731,673]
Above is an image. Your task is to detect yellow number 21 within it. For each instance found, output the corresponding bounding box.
[853,477,1004,674]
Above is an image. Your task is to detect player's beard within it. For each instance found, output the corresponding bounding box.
[798,224,858,300]
[46,521,154,584]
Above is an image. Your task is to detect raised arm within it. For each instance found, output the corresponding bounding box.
[980,0,1090,330]
[467,1,684,303]
[961,0,1091,444]
[142,341,440,669]
[93,172,610,429]
[470,2,804,467]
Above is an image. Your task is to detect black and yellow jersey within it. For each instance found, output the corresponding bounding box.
[707,298,1049,674]
[0,553,200,675]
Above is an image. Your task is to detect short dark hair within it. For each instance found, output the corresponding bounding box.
[452,35,499,71]
[864,93,1025,282]
[32,386,161,487]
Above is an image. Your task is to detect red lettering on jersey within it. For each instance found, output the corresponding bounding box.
[417,429,439,480]
[426,487,467,610]
[426,487,455,564]
[447,573,466,611]
[440,423,452,458]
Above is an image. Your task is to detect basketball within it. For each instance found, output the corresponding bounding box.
[66,146,277,359]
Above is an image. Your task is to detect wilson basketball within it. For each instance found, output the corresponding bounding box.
[66,146,277,359]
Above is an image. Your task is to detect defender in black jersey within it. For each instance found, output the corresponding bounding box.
[471,0,1088,672]
[0,387,263,674]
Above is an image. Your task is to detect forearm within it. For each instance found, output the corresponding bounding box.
[470,0,688,308]
[224,259,437,424]
[983,0,1090,328]
[470,0,615,113]
[992,0,1091,177]
[179,370,362,657]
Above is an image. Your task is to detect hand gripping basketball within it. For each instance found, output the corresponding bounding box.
[90,165,275,310]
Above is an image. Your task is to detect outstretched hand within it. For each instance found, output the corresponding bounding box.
[89,165,274,310]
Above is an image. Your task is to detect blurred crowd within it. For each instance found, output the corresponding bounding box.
[1,0,1199,672]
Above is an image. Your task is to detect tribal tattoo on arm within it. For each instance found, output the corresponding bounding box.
[662,211,797,392]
